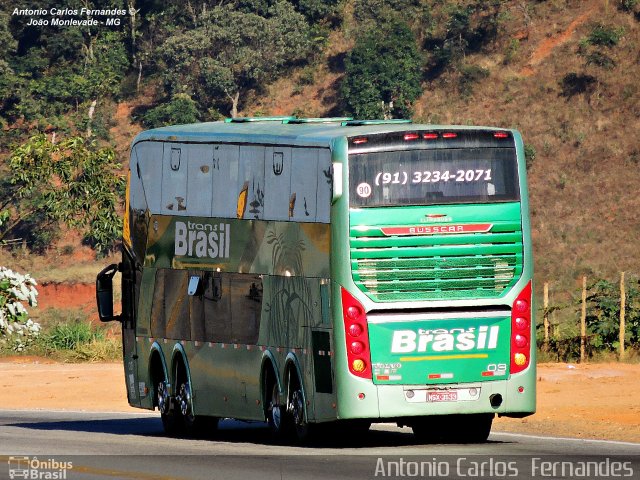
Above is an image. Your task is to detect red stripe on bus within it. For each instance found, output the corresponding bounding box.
[381,224,493,236]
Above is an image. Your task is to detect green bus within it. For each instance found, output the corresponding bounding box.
[97,117,535,442]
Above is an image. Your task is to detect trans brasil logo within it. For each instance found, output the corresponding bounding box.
[391,325,499,354]
[174,221,231,259]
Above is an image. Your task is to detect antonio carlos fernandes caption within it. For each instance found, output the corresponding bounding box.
[374,457,634,478]
[12,7,127,27]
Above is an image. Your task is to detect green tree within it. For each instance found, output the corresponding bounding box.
[0,11,19,126]
[586,279,640,352]
[341,20,422,119]
[159,1,312,117]
[0,135,124,255]
[423,1,503,79]
[290,0,341,23]
[3,1,129,127]
[141,93,200,127]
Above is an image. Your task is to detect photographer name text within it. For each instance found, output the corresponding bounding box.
[12,7,137,27]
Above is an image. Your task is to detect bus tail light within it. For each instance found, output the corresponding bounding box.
[423,132,438,140]
[442,132,458,139]
[342,288,371,379]
[404,133,419,141]
[510,282,532,375]
[494,131,510,139]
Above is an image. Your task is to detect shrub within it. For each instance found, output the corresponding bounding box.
[0,267,40,351]
[35,319,122,361]
[586,279,640,351]
[586,51,616,70]
[458,64,489,97]
[503,39,520,65]
[618,0,638,12]
[42,321,103,351]
[141,94,200,128]
[587,24,624,48]
[524,143,536,170]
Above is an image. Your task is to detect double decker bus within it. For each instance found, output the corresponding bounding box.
[97,117,535,442]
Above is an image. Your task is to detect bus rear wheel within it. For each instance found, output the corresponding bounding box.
[157,380,180,436]
[456,413,493,443]
[175,376,219,438]
[288,375,313,442]
[267,381,286,435]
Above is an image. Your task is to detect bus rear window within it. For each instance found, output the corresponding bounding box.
[349,148,519,207]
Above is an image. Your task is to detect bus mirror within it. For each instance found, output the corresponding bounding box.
[96,263,121,322]
[332,162,342,203]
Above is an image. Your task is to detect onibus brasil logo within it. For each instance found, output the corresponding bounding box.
[8,456,72,479]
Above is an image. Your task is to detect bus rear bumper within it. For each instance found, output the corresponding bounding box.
[336,372,535,421]
[375,378,535,419]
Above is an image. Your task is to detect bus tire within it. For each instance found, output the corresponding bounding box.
[157,379,180,436]
[266,378,288,437]
[454,413,493,443]
[287,372,313,442]
[175,369,219,438]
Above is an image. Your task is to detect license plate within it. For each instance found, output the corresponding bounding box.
[427,391,458,402]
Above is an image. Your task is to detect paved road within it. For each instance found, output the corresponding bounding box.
[0,410,638,479]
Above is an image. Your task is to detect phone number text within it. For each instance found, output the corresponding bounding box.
[374,169,492,186]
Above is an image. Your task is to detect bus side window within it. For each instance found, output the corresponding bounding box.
[135,142,163,214]
[150,269,166,339]
[263,147,292,221]
[211,145,239,218]
[161,145,188,215]
[163,270,191,340]
[129,147,150,258]
[316,149,332,223]
[229,273,262,345]
[290,148,318,222]
[238,146,265,220]
[203,273,231,342]
[188,271,206,342]
[187,145,214,217]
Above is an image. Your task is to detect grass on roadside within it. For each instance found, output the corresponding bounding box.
[0,249,119,284]
[0,308,122,362]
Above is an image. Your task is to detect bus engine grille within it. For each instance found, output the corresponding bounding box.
[349,226,523,302]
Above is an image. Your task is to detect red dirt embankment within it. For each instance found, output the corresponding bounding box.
[36,282,96,311]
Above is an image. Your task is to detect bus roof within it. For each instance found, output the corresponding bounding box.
[132,119,518,149]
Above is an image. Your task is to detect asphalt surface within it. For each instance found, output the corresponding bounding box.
[0,410,638,479]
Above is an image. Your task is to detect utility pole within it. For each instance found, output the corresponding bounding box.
[580,276,587,362]
[620,272,626,360]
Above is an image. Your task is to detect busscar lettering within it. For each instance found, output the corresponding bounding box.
[391,326,500,354]
[409,225,464,234]
[175,221,230,259]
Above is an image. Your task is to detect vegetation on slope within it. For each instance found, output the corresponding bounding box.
[0,0,639,351]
